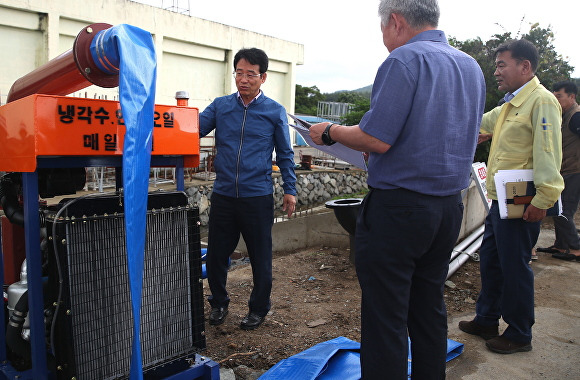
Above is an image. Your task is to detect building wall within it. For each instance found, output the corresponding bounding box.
[0,0,304,146]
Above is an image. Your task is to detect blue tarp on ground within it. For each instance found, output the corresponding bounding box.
[259,336,464,379]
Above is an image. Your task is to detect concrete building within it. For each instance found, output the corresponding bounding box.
[0,0,304,147]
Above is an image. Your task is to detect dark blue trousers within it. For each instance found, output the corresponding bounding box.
[475,201,539,343]
[553,172,580,250]
[206,192,274,317]
[355,188,463,380]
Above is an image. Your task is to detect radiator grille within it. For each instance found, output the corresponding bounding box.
[47,192,205,379]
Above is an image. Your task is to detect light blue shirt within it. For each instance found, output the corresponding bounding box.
[503,84,525,103]
[360,30,486,196]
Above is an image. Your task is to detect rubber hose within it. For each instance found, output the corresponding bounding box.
[0,174,24,226]
[5,290,31,360]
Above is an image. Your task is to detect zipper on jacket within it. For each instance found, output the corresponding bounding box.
[235,106,248,197]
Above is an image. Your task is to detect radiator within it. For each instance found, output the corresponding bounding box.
[45,191,205,379]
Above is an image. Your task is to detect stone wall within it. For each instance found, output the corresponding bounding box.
[184,170,369,226]
[241,180,487,256]
[184,169,487,255]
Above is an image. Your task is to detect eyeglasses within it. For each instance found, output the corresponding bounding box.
[233,72,262,79]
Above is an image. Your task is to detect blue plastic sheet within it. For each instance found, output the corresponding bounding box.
[259,336,464,379]
[260,337,360,380]
[91,24,157,380]
[407,338,464,378]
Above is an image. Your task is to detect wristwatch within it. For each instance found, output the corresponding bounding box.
[321,123,336,146]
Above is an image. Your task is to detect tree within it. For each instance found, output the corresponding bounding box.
[342,97,371,126]
[294,85,324,115]
[336,91,367,104]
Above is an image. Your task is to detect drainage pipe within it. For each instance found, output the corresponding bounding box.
[449,225,485,262]
[447,229,484,280]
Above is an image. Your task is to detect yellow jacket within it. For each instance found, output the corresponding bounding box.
[481,76,564,209]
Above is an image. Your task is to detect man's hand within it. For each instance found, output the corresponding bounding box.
[478,133,492,144]
[309,122,330,145]
[282,194,296,218]
[522,204,546,223]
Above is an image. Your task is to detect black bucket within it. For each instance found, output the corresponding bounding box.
[325,198,363,263]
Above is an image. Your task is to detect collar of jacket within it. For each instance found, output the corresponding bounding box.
[236,90,266,107]
[509,76,540,107]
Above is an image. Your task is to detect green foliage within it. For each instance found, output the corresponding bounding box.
[324,91,346,103]
[325,89,371,103]
[314,91,371,125]
[342,97,371,125]
[337,91,369,104]
[294,84,324,115]
[524,25,575,90]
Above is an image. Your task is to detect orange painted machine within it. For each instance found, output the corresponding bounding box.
[0,23,214,380]
[1,22,199,173]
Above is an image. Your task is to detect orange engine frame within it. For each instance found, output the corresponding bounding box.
[0,94,200,172]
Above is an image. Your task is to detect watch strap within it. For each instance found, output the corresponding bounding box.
[323,123,336,145]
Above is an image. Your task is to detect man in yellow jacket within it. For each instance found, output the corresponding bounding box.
[459,39,564,354]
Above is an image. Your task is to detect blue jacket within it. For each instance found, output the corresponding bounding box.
[199,92,296,198]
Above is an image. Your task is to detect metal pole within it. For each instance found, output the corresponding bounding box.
[447,232,484,280]
[22,172,48,379]
[449,224,485,262]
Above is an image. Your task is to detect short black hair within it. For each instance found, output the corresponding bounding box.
[552,80,578,96]
[233,48,269,74]
[495,39,539,73]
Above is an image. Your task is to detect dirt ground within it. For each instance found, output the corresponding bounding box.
[201,240,481,371]
[200,212,579,375]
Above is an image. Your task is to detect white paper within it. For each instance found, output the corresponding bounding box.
[494,169,562,219]
[287,114,368,171]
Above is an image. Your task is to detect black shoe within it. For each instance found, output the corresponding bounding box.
[240,312,265,330]
[536,245,562,254]
[458,319,499,340]
[552,250,580,262]
[486,335,532,354]
[209,307,228,325]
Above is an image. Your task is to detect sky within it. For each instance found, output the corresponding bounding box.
[136,0,578,93]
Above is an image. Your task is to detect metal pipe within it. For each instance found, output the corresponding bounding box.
[447,232,484,279]
[450,224,485,262]
[6,23,118,103]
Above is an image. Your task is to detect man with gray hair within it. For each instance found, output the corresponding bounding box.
[310,0,485,378]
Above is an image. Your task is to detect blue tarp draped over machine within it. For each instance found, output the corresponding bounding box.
[90,24,157,380]
[259,336,464,379]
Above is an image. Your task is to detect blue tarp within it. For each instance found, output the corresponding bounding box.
[259,336,464,379]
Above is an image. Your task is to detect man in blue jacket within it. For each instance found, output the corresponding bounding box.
[200,48,297,330]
